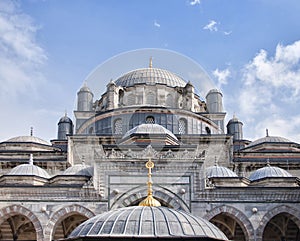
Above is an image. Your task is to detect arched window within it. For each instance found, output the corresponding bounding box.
[166,94,173,107]
[114,119,123,134]
[146,116,155,124]
[146,92,155,105]
[118,90,124,107]
[178,118,187,134]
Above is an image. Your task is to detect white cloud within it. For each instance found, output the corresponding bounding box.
[190,0,201,6]
[224,31,232,35]
[235,40,300,142]
[203,20,218,32]
[213,68,230,89]
[0,0,47,100]
[154,20,160,28]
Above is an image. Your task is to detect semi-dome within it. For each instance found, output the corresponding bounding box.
[114,68,186,88]
[8,163,50,179]
[68,206,228,240]
[5,136,50,146]
[249,165,292,181]
[63,164,93,176]
[122,123,178,141]
[247,136,291,148]
[206,165,238,178]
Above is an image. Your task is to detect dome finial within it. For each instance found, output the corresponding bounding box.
[30,127,33,136]
[214,156,218,166]
[266,128,269,137]
[139,159,161,207]
[149,56,153,68]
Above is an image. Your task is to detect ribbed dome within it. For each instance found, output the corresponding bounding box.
[206,165,238,178]
[68,206,228,240]
[5,136,50,146]
[249,165,292,181]
[122,123,178,141]
[8,163,50,179]
[63,164,93,176]
[114,68,186,88]
[247,136,291,147]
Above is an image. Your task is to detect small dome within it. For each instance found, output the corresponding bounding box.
[227,116,242,125]
[115,68,186,88]
[8,163,50,179]
[206,88,223,97]
[68,206,228,240]
[5,136,50,146]
[122,123,178,141]
[206,165,238,178]
[63,164,93,176]
[247,136,291,148]
[249,165,292,181]
[79,84,92,93]
[58,115,73,124]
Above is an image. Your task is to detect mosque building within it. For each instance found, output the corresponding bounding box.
[0,57,299,241]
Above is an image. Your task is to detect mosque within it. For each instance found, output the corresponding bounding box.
[0,57,299,241]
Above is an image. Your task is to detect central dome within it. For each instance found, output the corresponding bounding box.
[68,206,228,240]
[114,68,187,88]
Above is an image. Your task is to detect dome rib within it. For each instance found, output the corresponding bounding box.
[249,165,292,181]
[68,206,228,240]
[115,68,186,88]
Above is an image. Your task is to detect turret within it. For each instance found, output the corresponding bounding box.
[227,116,243,140]
[77,83,94,111]
[57,113,73,140]
[206,89,223,113]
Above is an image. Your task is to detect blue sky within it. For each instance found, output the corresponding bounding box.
[1,0,300,143]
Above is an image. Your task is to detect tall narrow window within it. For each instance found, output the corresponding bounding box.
[114,119,123,134]
[178,118,187,134]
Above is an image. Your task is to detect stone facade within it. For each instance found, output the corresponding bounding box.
[0,64,299,241]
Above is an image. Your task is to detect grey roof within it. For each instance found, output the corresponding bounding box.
[7,163,50,178]
[249,165,292,181]
[5,136,50,146]
[63,164,93,176]
[206,165,238,178]
[247,136,291,148]
[122,123,178,141]
[58,115,73,124]
[68,206,228,240]
[114,68,186,88]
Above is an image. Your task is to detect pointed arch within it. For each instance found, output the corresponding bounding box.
[110,185,190,212]
[256,205,300,241]
[0,204,44,241]
[44,204,95,241]
[204,205,255,241]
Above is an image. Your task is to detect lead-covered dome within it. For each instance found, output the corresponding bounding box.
[68,206,228,240]
[206,165,238,178]
[5,136,50,146]
[249,165,292,181]
[7,163,50,179]
[247,136,291,148]
[122,123,178,141]
[114,68,186,88]
[63,164,93,176]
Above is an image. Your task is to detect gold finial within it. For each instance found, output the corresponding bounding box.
[149,57,153,68]
[139,159,161,207]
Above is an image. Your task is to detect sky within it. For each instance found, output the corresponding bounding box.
[1,0,300,143]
